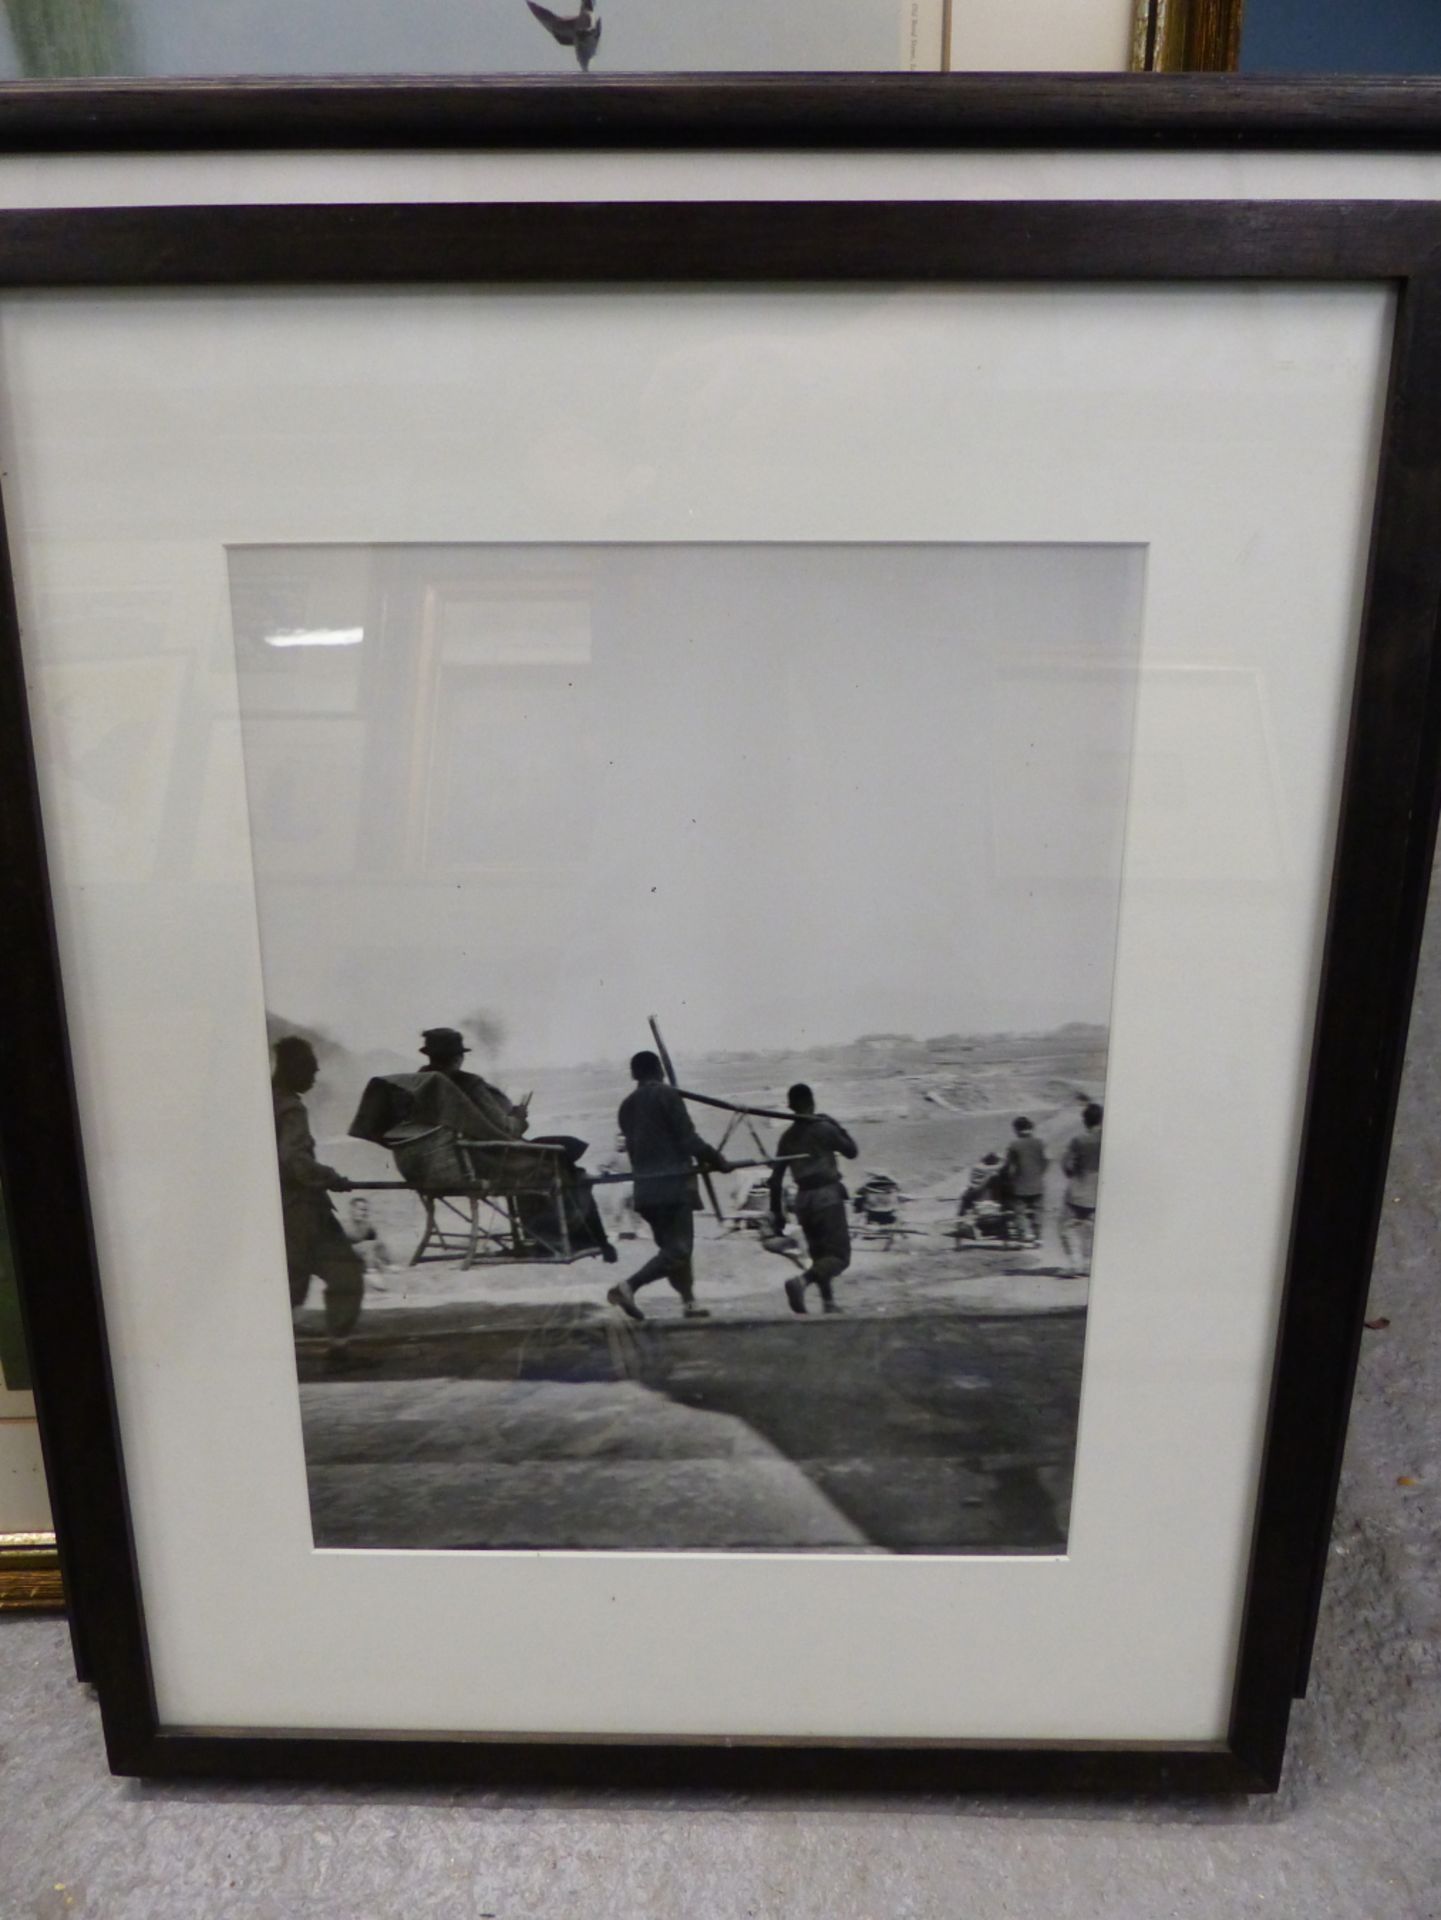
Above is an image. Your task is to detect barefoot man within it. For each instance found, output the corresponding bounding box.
[608,1051,731,1322]
[769,1084,859,1316]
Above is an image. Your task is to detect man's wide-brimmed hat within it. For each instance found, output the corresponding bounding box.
[420,1027,467,1057]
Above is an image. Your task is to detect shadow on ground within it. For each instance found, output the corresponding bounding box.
[296,1305,1084,1554]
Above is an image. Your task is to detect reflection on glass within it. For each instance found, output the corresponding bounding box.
[0,0,943,77]
[4,0,136,77]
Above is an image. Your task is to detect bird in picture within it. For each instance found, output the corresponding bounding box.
[525,0,602,71]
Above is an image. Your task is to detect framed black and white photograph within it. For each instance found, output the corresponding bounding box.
[4,77,1441,1793]
[234,535,1134,1557]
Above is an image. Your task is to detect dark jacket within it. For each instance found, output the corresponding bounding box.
[617,1080,726,1209]
[1062,1127,1103,1207]
[769,1114,857,1222]
[273,1086,352,1270]
[1004,1134,1048,1197]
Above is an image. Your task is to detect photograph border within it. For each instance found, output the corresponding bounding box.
[3,138,1441,1793]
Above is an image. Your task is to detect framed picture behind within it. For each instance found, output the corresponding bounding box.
[0,1185,62,1609]
[1131,0,1243,70]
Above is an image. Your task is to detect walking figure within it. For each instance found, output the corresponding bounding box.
[1004,1116,1048,1249]
[607,1051,731,1322]
[271,1036,367,1372]
[769,1084,859,1316]
[1060,1102,1103,1276]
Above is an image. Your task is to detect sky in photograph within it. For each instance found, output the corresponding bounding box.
[231,541,1144,1072]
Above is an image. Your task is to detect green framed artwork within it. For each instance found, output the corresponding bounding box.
[0,1186,32,1391]
[0,1182,62,1608]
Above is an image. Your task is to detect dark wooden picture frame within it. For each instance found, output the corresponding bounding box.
[3,79,1441,1794]
[2,73,1440,153]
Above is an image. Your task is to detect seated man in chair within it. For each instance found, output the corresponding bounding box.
[347,1025,615,1262]
[417,1026,529,1140]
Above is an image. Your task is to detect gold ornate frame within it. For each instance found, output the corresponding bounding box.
[0,1531,63,1610]
[1132,0,1244,70]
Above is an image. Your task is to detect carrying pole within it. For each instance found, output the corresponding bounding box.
[649,1014,726,1223]
[590,1155,799,1188]
[673,1087,797,1124]
[344,1160,801,1194]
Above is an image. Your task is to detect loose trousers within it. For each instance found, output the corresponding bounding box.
[794,1184,852,1293]
[630,1201,697,1300]
[285,1202,365,1339]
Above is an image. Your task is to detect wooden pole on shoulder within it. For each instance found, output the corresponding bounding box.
[648,1014,725,1223]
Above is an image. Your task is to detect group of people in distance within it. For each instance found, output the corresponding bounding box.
[273,1024,1105,1367]
[956,1103,1103,1277]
